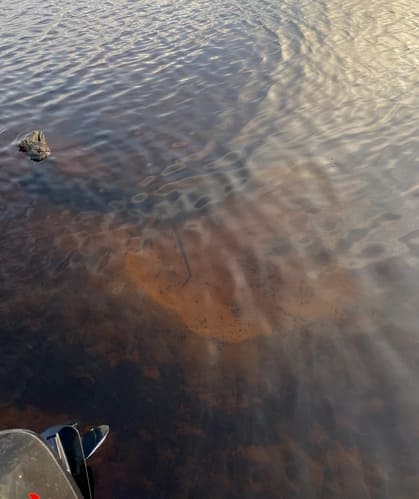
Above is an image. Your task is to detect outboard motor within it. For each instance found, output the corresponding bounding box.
[0,424,109,498]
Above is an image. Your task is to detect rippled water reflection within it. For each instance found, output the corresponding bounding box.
[1,0,419,497]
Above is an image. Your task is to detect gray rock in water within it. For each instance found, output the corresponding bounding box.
[18,130,51,161]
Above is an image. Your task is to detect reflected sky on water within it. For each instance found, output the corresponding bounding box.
[1,0,419,497]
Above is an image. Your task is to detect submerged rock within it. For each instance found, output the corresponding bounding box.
[18,130,50,161]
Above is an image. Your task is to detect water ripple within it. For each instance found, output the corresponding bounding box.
[1,0,419,497]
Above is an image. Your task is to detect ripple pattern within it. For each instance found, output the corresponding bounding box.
[1,1,419,498]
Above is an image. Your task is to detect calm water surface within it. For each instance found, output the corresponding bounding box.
[1,0,419,497]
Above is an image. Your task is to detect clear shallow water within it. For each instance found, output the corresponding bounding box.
[1,0,419,497]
